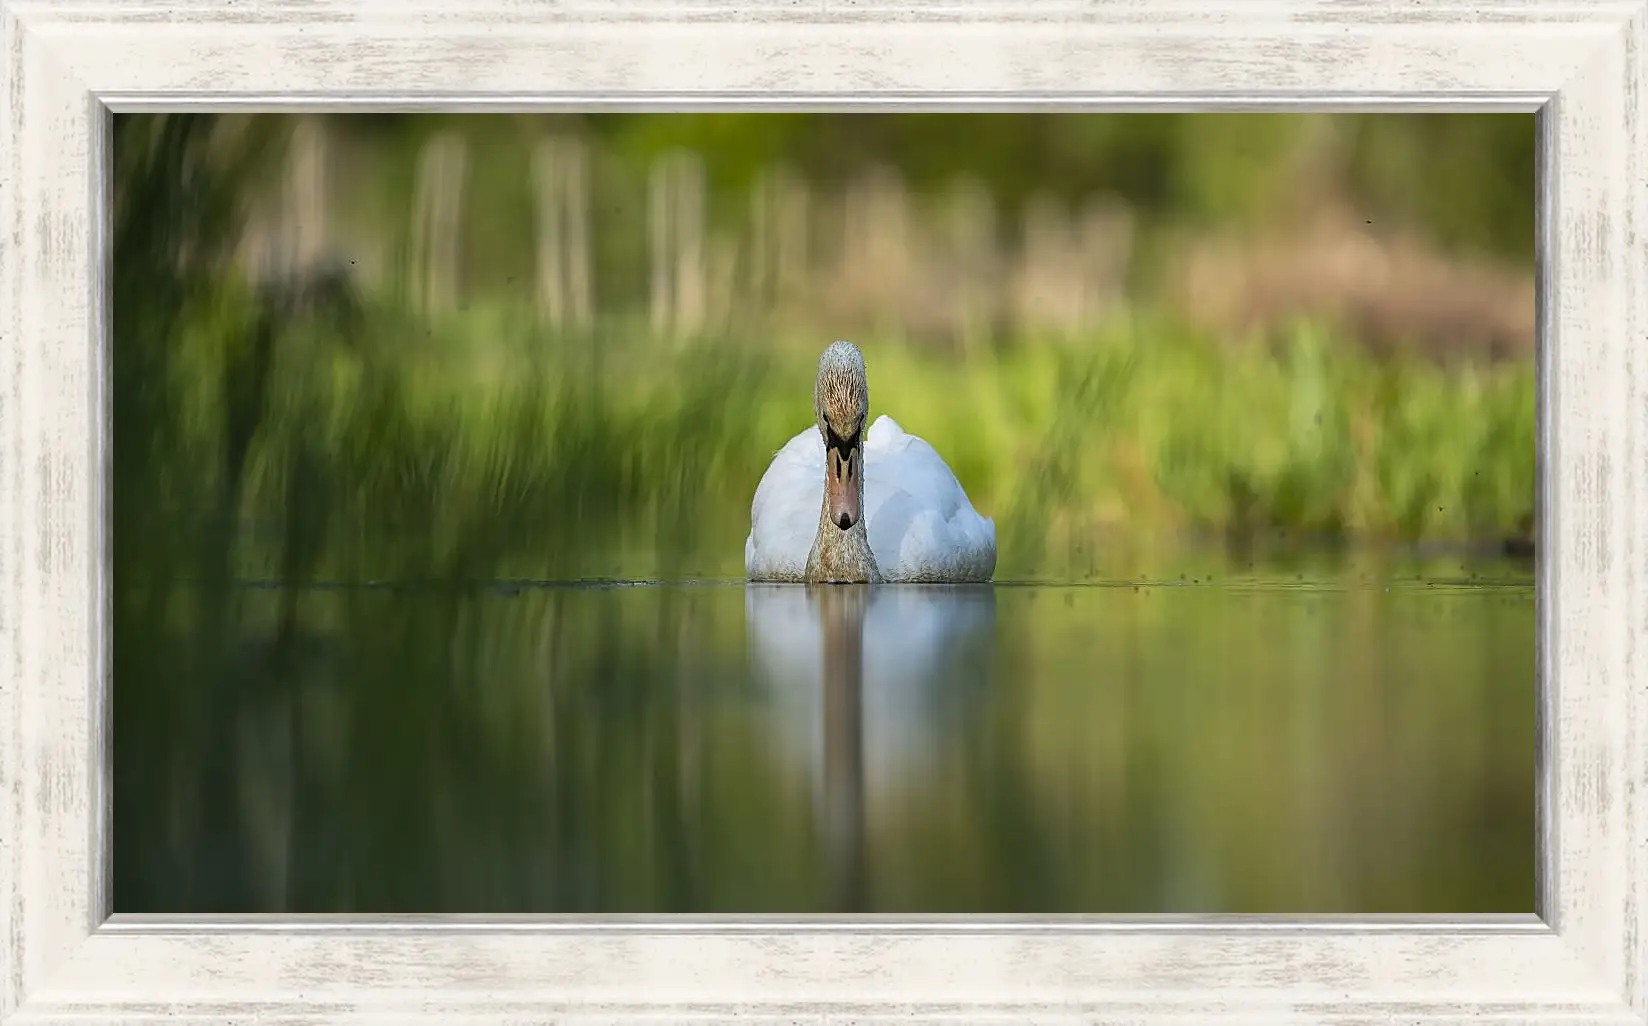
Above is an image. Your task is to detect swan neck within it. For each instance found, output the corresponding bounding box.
[806,471,882,584]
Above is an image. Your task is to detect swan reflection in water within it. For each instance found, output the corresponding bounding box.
[744,583,998,909]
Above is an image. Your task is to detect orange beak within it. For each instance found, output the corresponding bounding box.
[824,442,862,531]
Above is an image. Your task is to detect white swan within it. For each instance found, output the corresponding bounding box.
[744,340,998,583]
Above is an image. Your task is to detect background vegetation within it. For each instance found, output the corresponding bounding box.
[117,113,1535,593]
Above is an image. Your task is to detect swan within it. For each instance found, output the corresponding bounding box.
[744,340,998,583]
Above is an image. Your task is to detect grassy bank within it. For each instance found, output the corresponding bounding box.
[121,278,1535,589]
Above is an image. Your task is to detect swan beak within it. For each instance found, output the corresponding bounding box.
[825,444,862,531]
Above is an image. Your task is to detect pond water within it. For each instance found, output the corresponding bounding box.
[114,550,1534,915]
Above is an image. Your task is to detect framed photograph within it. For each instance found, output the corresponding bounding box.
[2,1,1644,1022]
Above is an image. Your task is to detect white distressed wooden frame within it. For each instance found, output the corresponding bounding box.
[0,0,1643,1023]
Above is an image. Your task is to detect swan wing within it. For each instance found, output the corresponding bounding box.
[745,427,824,581]
[862,416,998,583]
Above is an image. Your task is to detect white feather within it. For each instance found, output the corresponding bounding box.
[745,415,998,583]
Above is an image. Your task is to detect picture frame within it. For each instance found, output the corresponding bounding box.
[2,0,1644,1022]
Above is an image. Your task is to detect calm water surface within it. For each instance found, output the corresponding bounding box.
[115,551,1534,914]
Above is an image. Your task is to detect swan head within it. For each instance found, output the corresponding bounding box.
[814,340,870,532]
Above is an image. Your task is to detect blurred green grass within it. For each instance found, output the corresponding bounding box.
[114,113,1535,597]
[134,281,1534,588]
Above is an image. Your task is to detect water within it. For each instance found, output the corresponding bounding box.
[113,552,1534,915]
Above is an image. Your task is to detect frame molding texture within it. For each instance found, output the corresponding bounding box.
[1,1,1644,1023]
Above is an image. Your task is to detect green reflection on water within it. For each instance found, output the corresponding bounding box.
[113,552,1533,915]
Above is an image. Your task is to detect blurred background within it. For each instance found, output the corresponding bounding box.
[114,113,1534,916]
